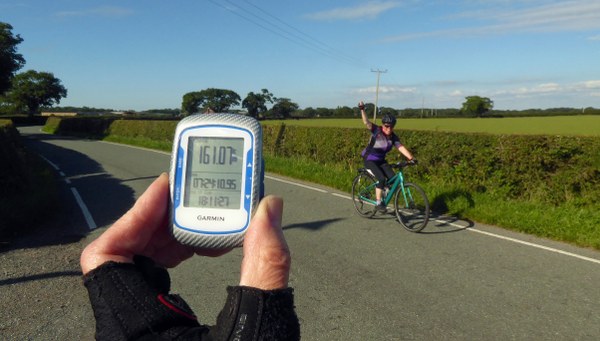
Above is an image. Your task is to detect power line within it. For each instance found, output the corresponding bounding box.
[207,0,366,68]
[240,0,365,67]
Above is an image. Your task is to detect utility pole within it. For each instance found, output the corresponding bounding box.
[371,69,387,122]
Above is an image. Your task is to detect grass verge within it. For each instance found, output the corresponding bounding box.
[49,132,600,251]
[265,154,600,251]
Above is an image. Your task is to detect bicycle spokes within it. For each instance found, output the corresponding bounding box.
[395,182,430,232]
[352,172,377,217]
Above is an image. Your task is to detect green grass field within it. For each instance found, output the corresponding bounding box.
[264,115,600,136]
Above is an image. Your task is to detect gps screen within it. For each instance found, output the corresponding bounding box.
[183,136,244,209]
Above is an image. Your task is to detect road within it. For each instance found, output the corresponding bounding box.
[2,126,600,340]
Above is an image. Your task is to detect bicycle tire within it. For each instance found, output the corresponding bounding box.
[352,171,377,218]
[394,182,430,232]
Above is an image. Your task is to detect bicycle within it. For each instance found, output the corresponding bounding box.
[352,161,430,232]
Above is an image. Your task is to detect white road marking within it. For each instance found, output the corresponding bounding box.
[38,155,97,230]
[266,174,600,265]
[71,187,97,230]
[266,175,328,193]
[465,228,600,265]
[38,155,59,170]
[331,193,351,200]
[37,142,600,264]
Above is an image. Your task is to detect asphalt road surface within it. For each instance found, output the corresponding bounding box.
[2,126,600,340]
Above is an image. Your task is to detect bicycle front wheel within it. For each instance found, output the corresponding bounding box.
[394,182,430,232]
[352,172,377,218]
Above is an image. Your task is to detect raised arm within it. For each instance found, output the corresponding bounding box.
[359,101,373,130]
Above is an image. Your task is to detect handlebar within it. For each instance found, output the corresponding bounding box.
[391,160,418,169]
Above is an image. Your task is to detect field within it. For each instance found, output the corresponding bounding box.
[264,115,600,136]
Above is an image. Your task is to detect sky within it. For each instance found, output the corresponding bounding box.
[2,0,600,111]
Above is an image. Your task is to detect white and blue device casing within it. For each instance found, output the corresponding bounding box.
[169,113,263,249]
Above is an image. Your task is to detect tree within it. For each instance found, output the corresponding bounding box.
[270,98,299,118]
[242,89,274,119]
[181,88,240,116]
[315,107,333,118]
[0,22,26,95]
[3,70,67,116]
[333,106,353,118]
[181,92,202,116]
[379,107,398,118]
[461,96,494,117]
[302,107,317,118]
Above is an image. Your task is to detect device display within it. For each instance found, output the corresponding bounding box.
[169,113,263,249]
[184,136,244,209]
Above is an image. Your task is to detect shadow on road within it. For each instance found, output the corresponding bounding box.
[0,270,82,286]
[422,214,474,234]
[366,210,474,234]
[283,218,346,231]
[2,131,137,252]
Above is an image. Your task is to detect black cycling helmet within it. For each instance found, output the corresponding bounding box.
[381,113,397,127]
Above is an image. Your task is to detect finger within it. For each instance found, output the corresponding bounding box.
[81,173,171,274]
[239,196,291,290]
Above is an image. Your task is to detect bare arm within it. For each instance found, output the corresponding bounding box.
[398,145,414,161]
[359,101,373,130]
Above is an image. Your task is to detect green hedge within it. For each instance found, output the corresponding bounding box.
[44,117,600,209]
[40,117,600,248]
[0,120,58,240]
[44,116,115,137]
[264,124,600,208]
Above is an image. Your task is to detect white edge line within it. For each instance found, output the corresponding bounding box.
[266,174,600,266]
[331,193,351,200]
[466,227,600,265]
[265,175,328,193]
[432,218,600,265]
[70,188,97,230]
[38,155,59,170]
[55,142,599,265]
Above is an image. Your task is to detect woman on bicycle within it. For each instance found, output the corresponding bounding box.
[359,101,416,212]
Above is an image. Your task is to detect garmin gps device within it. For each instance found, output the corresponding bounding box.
[169,113,263,249]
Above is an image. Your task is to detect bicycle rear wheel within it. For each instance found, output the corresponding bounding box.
[352,172,377,217]
[394,182,430,232]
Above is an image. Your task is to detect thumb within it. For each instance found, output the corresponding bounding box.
[239,196,291,290]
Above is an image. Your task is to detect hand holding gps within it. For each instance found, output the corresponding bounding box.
[169,113,263,249]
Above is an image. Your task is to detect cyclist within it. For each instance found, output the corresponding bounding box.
[359,101,416,212]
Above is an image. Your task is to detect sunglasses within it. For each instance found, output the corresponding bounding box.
[383,124,394,128]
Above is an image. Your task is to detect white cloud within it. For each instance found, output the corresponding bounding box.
[305,1,401,21]
[55,6,133,18]
[355,85,416,94]
[493,83,561,98]
[580,80,600,89]
[382,0,600,42]
[350,78,600,109]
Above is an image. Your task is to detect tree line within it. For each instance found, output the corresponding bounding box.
[181,88,299,119]
[178,91,599,119]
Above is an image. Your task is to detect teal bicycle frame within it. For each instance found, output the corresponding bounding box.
[361,166,409,207]
[352,161,430,232]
